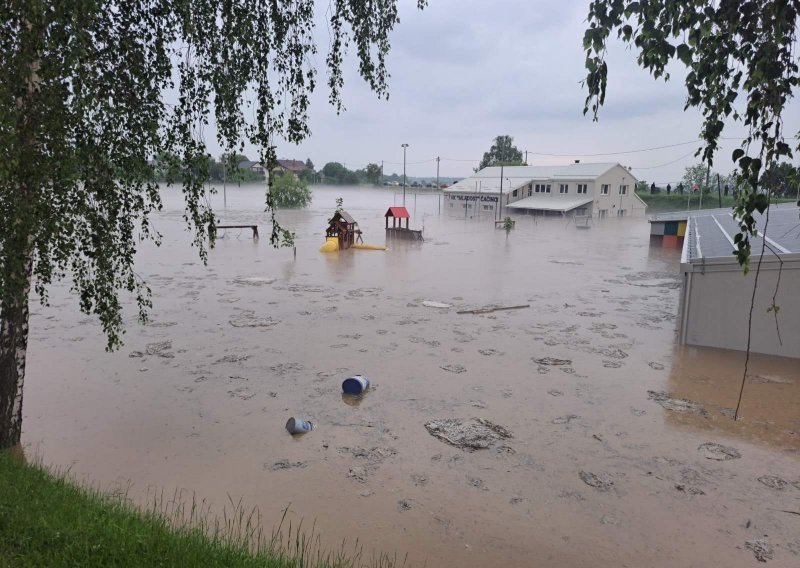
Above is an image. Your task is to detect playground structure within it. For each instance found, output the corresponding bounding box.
[385,207,423,241]
[320,210,386,252]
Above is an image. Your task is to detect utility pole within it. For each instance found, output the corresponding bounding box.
[524,150,528,166]
[381,160,384,186]
[401,143,409,206]
[436,156,441,215]
[717,173,722,208]
[499,164,504,222]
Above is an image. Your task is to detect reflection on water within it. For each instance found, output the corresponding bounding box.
[22,184,800,568]
[665,345,800,451]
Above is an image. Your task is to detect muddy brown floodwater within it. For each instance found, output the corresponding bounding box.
[23,184,800,567]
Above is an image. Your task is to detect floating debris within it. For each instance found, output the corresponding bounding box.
[228,387,255,400]
[422,300,452,309]
[214,354,250,364]
[674,484,705,495]
[757,475,789,490]
[233,276,277,286]
[600,347,629,359]
[440,364,466,374]
[697,442,741,461]
[648,362,666,370]
[745,539,774,563]
[552,414,579,425]
[424,418,512,451]
[578,471,614,492]
[532,356,572,366]
[269,460,307,471]
[478,348,503,356]
[145,341,174,358]
[457,304,530,315]
[647,390,708,416]
[348,466,368,483]
[229,311,280,328]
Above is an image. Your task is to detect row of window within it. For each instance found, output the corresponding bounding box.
[449,203,495,210]
[523,183,628,196]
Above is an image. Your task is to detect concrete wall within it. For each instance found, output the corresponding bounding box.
[679,256,800,359]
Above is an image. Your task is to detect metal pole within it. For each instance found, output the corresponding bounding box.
[524,150,528,165]
[381,160,384,185]
[717,173,722,208]
[222,152,227,208]
[499,164,504,222]
[401,143,409,206]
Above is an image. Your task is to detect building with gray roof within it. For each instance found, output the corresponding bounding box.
[678,203,800,358]
[442,162,646,219]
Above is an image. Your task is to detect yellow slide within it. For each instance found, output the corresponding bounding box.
[319,237,339,253]
[352,243,386,251]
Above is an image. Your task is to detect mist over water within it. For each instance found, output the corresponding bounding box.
[23,184,800,567]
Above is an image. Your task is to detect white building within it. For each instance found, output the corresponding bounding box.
[442,162,646,218]
[678,204,800,359]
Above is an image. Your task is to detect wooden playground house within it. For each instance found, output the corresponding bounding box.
[326,210,361,250]
[385,207,423,241]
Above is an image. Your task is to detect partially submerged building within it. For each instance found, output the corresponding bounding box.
[442,162,646,218]
[678,204,800,358]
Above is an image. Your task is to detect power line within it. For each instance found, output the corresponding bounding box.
[629,150,698,170]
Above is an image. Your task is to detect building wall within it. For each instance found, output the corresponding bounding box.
[443,192,500,217]
[591,165,644,218]
[443,164,645,217]
[679,257,800,358]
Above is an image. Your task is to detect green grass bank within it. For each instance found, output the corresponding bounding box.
[0,451,395,568]
[636,191,797,214]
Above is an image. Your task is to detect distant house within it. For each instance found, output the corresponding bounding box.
[274,159,307,174]
[443,162,646,218]
[238,160,266,175]
[236,159,307,176]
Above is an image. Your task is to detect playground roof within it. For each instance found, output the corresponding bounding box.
[332,210,356,225]
[385,207,410,219]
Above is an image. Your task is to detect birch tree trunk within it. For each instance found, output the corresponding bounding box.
[0,260,32,449]
[0,15,38,449]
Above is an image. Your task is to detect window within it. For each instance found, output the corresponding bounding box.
[528,186,532,197]
[483,204,493,211]
[575,207,587,216]
[512,189,518,197]
[449,202,454,208]
[598,209,608,218]
[619,185,628,195]
[546,184,551,193]
[617,209,626,217]
[577,184,587,194]
[600,184,609,195]
[559,184,569,194]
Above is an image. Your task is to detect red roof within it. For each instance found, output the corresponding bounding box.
[385,207,410,219]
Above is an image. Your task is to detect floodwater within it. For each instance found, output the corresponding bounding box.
[23,184,800,567]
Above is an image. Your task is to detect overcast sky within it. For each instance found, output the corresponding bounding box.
[231,0,800,185]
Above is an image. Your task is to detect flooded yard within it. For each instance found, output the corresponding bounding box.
[23,185,800,567]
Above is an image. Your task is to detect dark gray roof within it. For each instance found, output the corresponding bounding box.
[238,160,260,169]
[684,203,800,262]
[337,210,356,224]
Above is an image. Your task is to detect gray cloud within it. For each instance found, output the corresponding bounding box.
[213,0,800,182]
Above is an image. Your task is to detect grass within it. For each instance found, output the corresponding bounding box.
[0,450,402,568]
[637,190,797,214]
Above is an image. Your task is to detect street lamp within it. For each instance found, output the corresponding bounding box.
[401,143,409,206]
